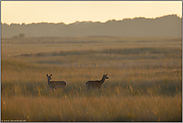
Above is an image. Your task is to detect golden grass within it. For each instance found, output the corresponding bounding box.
[1,37,182,121]
[2,37,181,57]
[2,95,181,121]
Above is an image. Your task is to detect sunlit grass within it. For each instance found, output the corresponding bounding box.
[2,95,181,121]
[1,37,182,121]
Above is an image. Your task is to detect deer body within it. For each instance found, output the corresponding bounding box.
[46,74,67,89]
[86,74,109,89]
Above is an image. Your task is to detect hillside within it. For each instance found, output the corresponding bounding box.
[1,14,182,38]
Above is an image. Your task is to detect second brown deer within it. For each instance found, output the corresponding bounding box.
[46,74,67,89]
[86,74,109,90]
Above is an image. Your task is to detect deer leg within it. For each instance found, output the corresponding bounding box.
[63,86,67,92]
[98,87,102,93]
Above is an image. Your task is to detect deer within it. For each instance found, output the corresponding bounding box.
[46,74,67,89]
[86,74,109,90]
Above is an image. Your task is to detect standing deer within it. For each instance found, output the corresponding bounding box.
[86,74,109,90]
[46,74,67,89]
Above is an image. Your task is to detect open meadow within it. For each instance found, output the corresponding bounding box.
[1,36,182,121]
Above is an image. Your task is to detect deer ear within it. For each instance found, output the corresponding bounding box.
[46,74,48,76]
[50,74,52,76]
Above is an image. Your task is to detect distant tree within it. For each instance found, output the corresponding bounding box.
[19,33,25,38]
[12,35,18,38]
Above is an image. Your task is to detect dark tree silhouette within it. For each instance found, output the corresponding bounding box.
[19,33,25,38]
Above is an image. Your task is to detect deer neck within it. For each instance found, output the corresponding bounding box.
[48,78,51,85]
[100,77,106,84]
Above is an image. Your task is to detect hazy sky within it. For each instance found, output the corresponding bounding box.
[1,1,182,25]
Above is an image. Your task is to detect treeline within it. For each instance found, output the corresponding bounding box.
[1,14,182,38]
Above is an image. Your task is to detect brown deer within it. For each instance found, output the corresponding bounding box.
[46,74,67,89]
[86,74,109,89]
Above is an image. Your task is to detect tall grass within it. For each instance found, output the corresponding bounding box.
[2,95,181,121]
[1,37,182,121]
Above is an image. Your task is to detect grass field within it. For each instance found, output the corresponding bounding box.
[1,36,182,121]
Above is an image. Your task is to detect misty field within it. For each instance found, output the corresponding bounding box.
[1,37,182,121]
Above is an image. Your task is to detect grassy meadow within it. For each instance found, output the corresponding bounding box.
[1,36,182,121]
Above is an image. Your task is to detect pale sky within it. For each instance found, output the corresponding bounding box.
[1,1,182,25]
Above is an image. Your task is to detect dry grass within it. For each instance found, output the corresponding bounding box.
[2,95,182,122]
[1,37,182,121]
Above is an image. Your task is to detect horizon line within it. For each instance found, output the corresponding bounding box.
[1,14,181,26]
